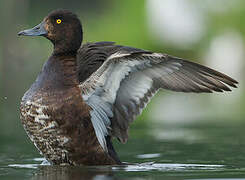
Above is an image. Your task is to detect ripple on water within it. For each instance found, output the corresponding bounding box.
[136,153,161,159]
[7,157,224,173]
[112,163,224,172]
[7,158,49,169]
[8,164,39,169]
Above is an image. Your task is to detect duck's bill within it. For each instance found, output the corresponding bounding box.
[18,21,47,36]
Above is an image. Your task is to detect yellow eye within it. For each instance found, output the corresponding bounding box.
[56,19,62,24]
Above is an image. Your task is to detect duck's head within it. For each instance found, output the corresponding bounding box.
[18,9,83,55]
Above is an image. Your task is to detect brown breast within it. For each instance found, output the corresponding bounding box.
[20,85,116,165]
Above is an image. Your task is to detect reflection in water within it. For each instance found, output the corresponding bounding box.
[32,166,115,180]
[8,161,225,180]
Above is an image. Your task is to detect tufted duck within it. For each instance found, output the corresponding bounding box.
[18,9,238,165]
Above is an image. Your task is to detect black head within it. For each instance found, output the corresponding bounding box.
[18,9,83,55]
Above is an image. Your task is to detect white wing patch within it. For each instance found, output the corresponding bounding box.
[107,52,131,60]
[79,52,154,151]
[100,60,147,103]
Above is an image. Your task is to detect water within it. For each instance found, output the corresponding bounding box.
[1,121,245,180]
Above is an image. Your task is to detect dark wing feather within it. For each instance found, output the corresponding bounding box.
[78,43,238,150]
[77,41,149,83]
[110,55,238,142]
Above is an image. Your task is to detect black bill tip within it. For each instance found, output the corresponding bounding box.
[18,31,26,36]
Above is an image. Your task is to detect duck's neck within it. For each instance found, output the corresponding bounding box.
[52,30,82,56]
[39,53,79,90]
[53,41,78,56]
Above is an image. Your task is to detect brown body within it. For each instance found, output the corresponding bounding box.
[20,55,116,165]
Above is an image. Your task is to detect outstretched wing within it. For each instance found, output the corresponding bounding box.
[77,41,148,83]
[78,45,238,151]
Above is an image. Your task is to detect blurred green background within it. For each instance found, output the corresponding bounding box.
[0,0,244,147]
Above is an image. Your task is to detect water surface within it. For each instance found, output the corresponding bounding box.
[1,121,245,180]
